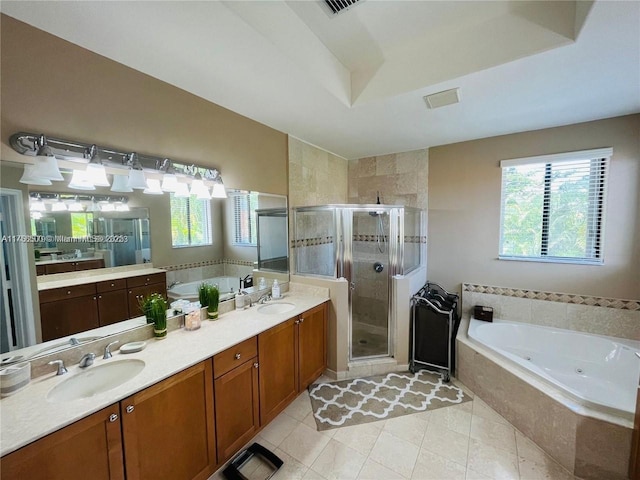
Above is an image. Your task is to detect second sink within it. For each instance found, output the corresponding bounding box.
[257,302,296,315]
[47,359,145,403]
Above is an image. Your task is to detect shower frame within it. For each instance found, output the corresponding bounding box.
[293,204,408,362]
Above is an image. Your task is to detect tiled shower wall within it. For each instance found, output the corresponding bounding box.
[348,149,428,210]
[288,137,348,273]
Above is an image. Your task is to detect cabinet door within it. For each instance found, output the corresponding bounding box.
[0,405,124,480]
[97,290,130,326]
[298,302,328,391]
[258,318,298,425]
[76,259,105,271]
[214,358,260,463]
[121,361,216,480]
[127,283,165,318]
[40,295,100,342]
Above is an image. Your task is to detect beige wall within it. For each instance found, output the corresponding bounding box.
[0,14,288,196]
[428,114,640,300]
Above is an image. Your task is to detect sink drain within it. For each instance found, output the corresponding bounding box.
[575,368,584,374]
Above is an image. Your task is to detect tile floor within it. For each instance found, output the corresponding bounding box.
[209,376,579,480]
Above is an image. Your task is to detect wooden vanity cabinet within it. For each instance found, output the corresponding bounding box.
[297,302,328,391]
[213,338,260,463]
[258,318,298,425]
[39,284,100,342]
[1,360,216,480]
[121,361,216,480]
[127,273,167,318]
[257,302,328,425]
[96,279,129,327]
[0,405,125,480]
[39,259,106,275]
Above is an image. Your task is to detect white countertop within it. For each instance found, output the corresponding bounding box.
[0,290,329,456]
[37,266,166,291]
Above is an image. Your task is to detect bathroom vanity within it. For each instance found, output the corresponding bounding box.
[37,268,167,342]
[0,292,329,480]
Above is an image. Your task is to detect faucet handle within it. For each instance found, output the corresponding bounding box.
[79,353,96,368]
[103,340,119,360]
[48,359,68,376]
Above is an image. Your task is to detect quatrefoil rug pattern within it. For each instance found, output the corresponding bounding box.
[308,370,471,431]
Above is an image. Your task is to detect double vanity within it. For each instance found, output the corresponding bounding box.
[1,285,329,480]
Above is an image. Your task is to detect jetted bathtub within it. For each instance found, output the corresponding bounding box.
[467,318,640,419]
[167,276,238,303]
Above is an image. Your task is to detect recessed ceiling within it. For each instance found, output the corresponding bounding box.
[1,1,639,159]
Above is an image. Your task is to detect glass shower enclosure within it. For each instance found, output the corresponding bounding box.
[294,205,424,361]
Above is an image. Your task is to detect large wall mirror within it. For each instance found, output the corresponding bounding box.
[1,168,288,362]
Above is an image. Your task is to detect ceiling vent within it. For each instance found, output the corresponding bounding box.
[423,88,461,109]
[324,0,362,15]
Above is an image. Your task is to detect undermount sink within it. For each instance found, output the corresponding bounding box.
[47,359,145,402]
[257,302,296,315]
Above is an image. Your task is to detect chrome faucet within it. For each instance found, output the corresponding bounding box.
[79,353,96,368]
[70,337,80,346]
[258,293,272,304]
[103,341,119,360]
[48,359,68,376]
[168,281,182,289]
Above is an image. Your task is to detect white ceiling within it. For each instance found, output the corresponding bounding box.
[2,1,639,159]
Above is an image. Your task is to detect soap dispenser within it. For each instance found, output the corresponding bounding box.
[235,291,245,310]
[272,279,281,299]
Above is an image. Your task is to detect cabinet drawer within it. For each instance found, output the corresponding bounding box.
[39,283,97,303]
[96,278,127,293]
[213,337,258,379]
[126,272,166,288]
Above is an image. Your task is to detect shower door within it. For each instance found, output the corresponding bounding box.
[348,208,399,360]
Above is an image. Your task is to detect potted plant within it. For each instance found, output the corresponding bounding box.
[198,283,211,321]
[139,293,168,339]
[206,284,219,320]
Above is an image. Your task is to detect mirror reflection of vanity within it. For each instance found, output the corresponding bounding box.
[1,177,289,363]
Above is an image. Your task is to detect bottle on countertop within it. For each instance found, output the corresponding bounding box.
[272,279,281,299]
[235,291,245,310]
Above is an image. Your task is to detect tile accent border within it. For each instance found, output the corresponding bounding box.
[463,283,640,311]
[291,236,334,248]
[161,259,253,271]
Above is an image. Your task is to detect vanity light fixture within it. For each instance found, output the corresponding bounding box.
[67,197,85,212]
[174,182,190,198]
[20,164,52,186]
[31,211,43,220]
[111,174,133,193]
[34,135,64,181]
[143,178,164,195]
[29,195,47,212]
[85,145,110,187]
[114,201,130,212]
[100,202,116,212]
[50,195,68,212]
[159,159,179,192]
[68,169,96,190]
[189,171,206,196]
[10,132,227,197]
[126,153,148,190]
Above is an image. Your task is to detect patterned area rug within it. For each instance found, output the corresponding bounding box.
[309,370,471,431]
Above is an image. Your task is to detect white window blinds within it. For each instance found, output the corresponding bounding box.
[499,148,611,264]
[233,192,258,245]
[170,194,212,247]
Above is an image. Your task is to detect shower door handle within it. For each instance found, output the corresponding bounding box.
[350,282,355,291]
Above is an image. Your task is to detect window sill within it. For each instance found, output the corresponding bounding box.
[498,255,603,266]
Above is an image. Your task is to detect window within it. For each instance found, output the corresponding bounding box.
[499,148,611,264]
[232,192,258,246]
[170,194,212,247]
[70,213,92,238]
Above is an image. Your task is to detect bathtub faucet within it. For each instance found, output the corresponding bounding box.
[168,281,181,289]
[240,275,253,289]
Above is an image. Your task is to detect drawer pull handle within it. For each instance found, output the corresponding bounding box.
[109,414,118,423]
[295,320,300,324]
[111,283,115,287]
[235,353,241,360]
[254,362,259,369]
[67,291,71,295]
[300,318,305,323]
[126,405,135,414]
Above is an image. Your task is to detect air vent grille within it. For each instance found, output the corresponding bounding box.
[324,0,361,15]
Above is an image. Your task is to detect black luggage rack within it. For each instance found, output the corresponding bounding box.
[410,282,461,382]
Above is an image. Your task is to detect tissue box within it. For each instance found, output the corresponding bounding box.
[474,305,494,322]
[0,362,31,397]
